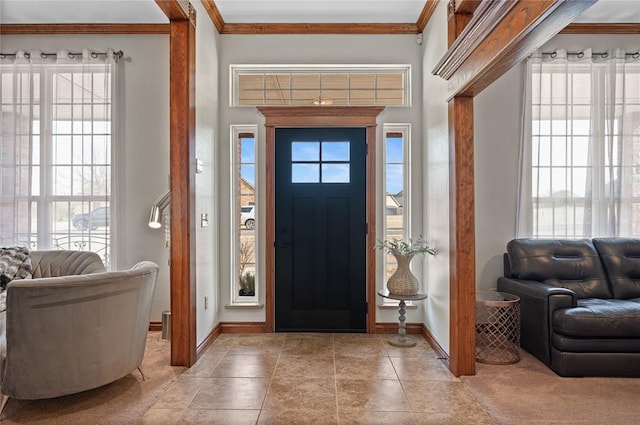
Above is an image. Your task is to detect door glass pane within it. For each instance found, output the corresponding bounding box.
[292,142,319,161]
[321,164,350,183]
[321,142,349,161]
[292,164,319,183]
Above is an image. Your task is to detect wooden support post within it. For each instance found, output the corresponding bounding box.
[448,96,476,377]
[168,15,197,368]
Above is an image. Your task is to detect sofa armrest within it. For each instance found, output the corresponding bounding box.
[497,277,576,366]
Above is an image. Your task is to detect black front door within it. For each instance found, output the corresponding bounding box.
[275,127,367,332]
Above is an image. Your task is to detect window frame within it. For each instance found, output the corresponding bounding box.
[229,125,261,305]
[380,124,412,306]
[230,64,412,108]
[528,58,640,238]
[1,63,114,266]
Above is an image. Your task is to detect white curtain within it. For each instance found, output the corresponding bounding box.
[0,49,119,266]
[517,48,640,238]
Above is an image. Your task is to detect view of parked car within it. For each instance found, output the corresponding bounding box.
[72,207,109,230]
[240,205,255,229]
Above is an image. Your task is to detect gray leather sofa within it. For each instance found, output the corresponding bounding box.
[497,238,640,377]
[0,250,158,412]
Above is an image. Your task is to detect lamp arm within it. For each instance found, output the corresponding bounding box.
[154,190,171,210]
[148,190,170,229]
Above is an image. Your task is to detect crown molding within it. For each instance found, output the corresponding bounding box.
[220,22,420,35]
[202,0,225,32]
[561,23,640,34]
[0,24,170,35]
[416,0,439,33]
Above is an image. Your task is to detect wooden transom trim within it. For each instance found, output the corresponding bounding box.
[257,106,385,127]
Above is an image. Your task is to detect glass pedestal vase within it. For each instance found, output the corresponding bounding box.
[386,253,419,296]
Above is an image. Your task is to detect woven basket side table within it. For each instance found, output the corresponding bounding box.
[475,291,521,365]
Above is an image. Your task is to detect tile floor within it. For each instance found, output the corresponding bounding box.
[140,333,494,425]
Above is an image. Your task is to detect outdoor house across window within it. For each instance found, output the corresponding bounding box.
[230,64,411,107]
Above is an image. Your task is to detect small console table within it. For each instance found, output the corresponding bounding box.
[377,289,428,347]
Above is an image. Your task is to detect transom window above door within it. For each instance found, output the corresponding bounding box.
[291,141,350,183]
[230,64,411,107]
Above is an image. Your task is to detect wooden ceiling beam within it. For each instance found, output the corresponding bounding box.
[561,23,640,34]
[0,23,169,34]
[453,0,481,14]
[156,0,192,22]
[220,23,420,35]
[433,0,598,98]
[447,4,473,47]
[416,0,439,33]
[201,0,225,33]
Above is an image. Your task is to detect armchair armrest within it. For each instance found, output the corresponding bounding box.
[497,277,576,366]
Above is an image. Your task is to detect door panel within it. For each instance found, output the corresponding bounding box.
[275,127,367,332]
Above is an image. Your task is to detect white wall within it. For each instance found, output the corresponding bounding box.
[474,63,523,291]
[474,34,640,292]
[217,34,425,324]
[421,0,451,353]
[2,34,171,321]
[192,0,221,345]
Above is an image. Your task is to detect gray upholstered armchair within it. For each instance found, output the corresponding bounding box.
[0,250,158,414]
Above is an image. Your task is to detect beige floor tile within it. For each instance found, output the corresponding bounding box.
[337,379,411,412]
[334,338,388,357]
[335,355,398,379]
[181,354,224,378]
[272,354,335,379]
[210,353,279,378]
[339,411,417,425]
[412,411,495,425]
[391,357,458,381]
[257,408,339,425]
[263,377,337,411]
[281,334,334,356]
[188,377,269,410]
[333,333,383,341]
[152,377,209,410]
[402,381,488,415]
[138,408,184,425]
[385,339,437,358]
[178,409,260,425]
[227,334,285,355]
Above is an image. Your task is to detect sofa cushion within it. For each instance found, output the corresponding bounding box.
[593,238,640,300]
[552,333,640,352]
[507,239,612,299]
[30,250,105,278]
[552,298,640,338]
[0,247,32,289]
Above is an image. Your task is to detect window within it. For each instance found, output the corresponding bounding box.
[381,124,411,298]
[1,55,115,265]
[230,125,259,304]
[291,141,350,183]
[527,50,640,238]
[231,64,411,107]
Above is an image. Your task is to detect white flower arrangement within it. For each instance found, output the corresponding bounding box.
[375,237,438,257]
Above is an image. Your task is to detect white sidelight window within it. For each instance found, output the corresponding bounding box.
[380,124,411,298]
[230,125,259,304]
